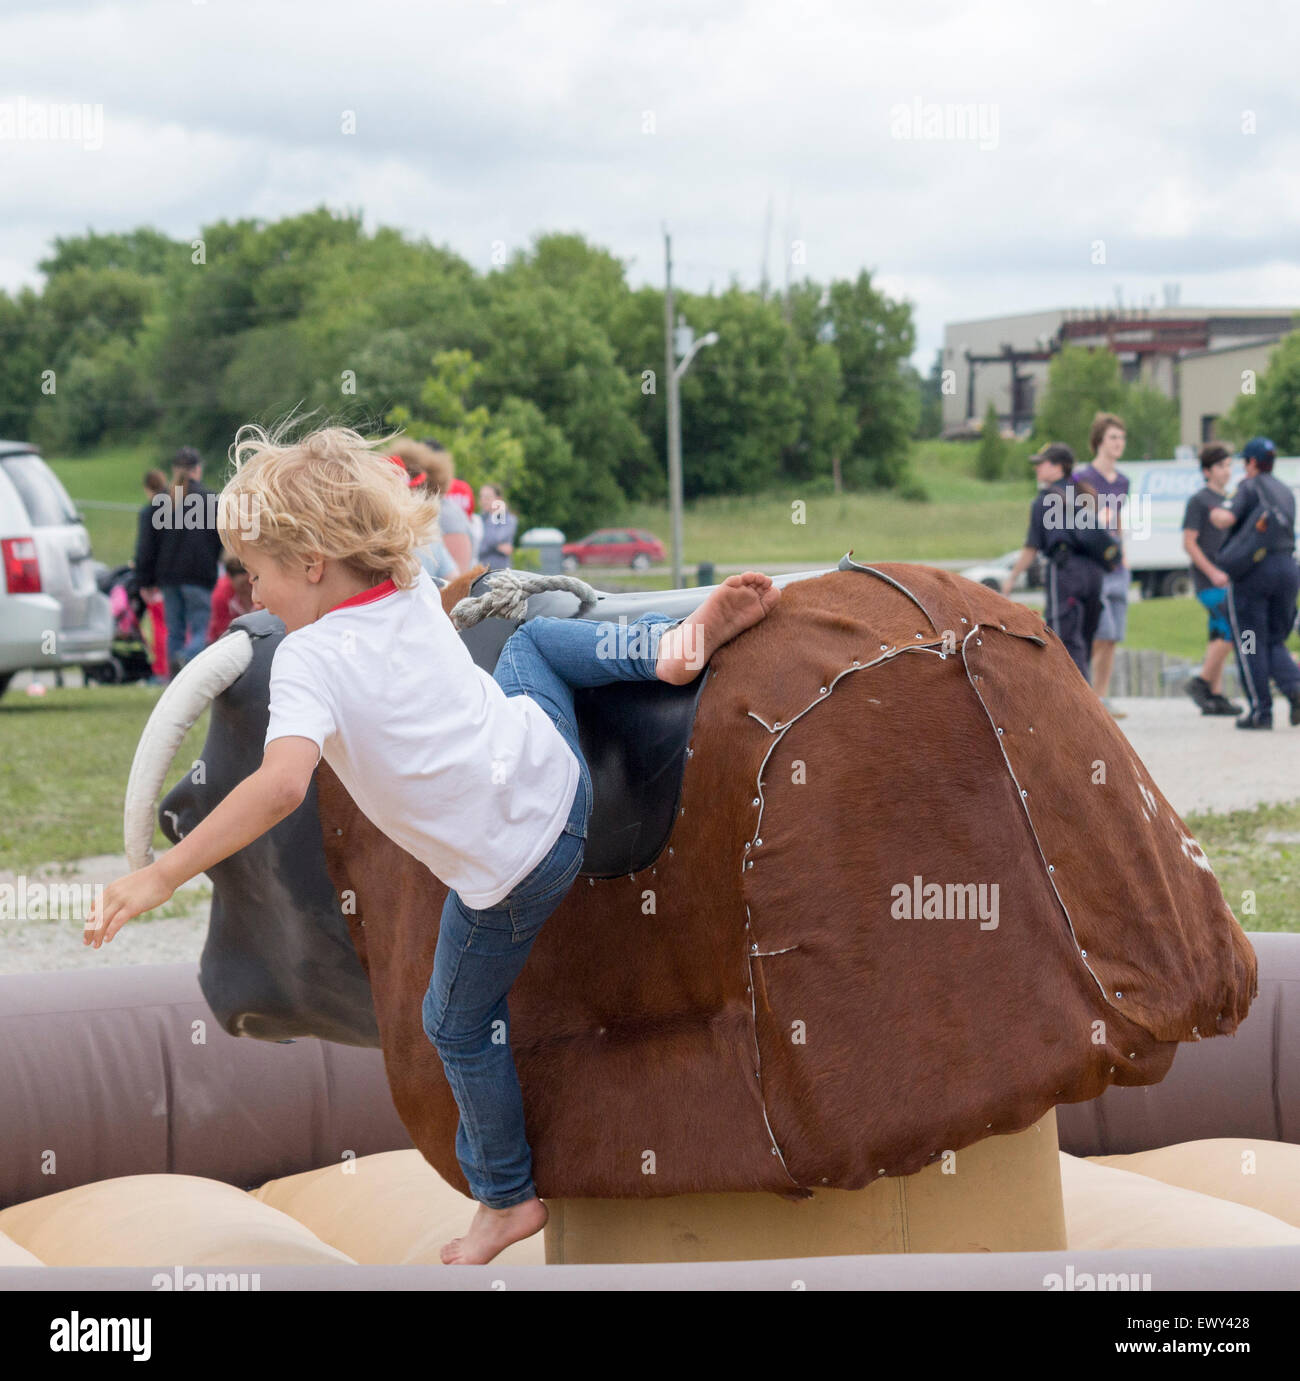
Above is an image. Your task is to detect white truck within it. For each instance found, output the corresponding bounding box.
[962,456,1300,599]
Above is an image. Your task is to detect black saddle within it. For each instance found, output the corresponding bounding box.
[456,575,712,877]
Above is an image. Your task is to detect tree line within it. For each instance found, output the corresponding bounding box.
[0,209,932,536]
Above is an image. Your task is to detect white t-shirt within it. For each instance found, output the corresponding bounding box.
[263,566,579,909]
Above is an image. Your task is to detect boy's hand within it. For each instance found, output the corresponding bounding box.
[84,864,175,948]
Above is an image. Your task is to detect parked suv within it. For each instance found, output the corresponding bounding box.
[0,442,112,697]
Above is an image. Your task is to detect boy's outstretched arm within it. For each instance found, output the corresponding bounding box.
[83,736,322,948]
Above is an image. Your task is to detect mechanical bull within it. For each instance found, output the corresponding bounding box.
[121,555,1257,1202]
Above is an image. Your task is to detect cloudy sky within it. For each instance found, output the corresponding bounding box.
[2,0,1298,366]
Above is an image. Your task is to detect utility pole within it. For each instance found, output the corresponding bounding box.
[663,229,719,589]
[664,228,683,589]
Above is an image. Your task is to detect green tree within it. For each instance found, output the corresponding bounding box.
[790,341,856,486]
[30,337,154,453]
[670,286,802,498]
[1033,345,1126,461]
[1121,385,1179,459]
[389,350,526,499]
[1221,388,1261,449]
[147,209,376,446]
[39,228,182,280]
[475,280,649,511]
[976,401,1007,480]
[604,285,673,501]
[1225,329,1300,453]
[916,348,945,439]
[0,289,46,439]
[822,271,917,487]
[390,350,619,538]
[494,395,614,538]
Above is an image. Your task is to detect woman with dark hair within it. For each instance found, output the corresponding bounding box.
[134,447,223,679]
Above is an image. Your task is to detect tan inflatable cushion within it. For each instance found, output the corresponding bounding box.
[1060,1152,1300,1249]
[1088,1139,1300,1229]
[0,1175,355,1267]
[251,1150,545,1265]
[0,1229,44,1266]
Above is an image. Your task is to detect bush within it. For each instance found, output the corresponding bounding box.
[975,402,1007,480]
[896,469,930,503]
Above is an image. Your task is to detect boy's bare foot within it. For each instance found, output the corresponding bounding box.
[655,571,781,686]
[441,1195,549,1265]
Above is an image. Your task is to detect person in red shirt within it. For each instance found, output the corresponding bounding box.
[207,553,254,643]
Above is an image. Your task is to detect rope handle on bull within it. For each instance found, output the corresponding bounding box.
[450,570,603,630]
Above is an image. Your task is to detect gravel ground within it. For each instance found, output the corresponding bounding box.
[2,698,1296,975]
[0,854,210,975]
[1107,694,1300,816]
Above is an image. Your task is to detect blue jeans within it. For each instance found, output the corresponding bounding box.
[161,583,212,666]
[421,611,681,1207]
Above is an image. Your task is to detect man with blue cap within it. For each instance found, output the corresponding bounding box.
[1208,437,1300,728]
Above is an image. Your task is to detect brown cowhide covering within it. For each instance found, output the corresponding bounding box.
[314,563,1257,1200]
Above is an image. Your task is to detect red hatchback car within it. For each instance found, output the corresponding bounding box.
[561,528,665,572]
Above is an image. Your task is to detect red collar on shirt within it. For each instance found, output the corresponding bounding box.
[327,578,398,613]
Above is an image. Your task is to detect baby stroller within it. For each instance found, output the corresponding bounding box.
[85,565,157,685]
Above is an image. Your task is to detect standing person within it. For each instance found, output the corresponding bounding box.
[135,448,223,679]
[1182,443,1243,716]
[134,469,170,682]
[421,435,481,559]
[478,483,517,571]
[85,422,781,1265]
[391,439,474,578]
[1073,412,1131,717]
[1002,443,1105,682]
[1207,437,1300,729]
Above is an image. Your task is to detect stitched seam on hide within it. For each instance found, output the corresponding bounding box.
[840,555,939,629]
[841,556,1049,649]
[960,624,1111,1009]
[742,904,801,1189]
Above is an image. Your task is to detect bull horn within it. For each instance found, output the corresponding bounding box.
[123,630,254,871]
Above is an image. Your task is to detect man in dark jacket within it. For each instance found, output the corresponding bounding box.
[134,447,224,679]
[1181,443,1242,716]
[1003,443,1107,682]
[1207,437,1300,729]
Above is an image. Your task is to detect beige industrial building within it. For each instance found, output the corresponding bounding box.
[942,306,1296,449]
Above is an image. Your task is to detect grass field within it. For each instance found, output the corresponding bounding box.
[0,684,209,870]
